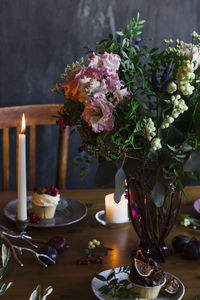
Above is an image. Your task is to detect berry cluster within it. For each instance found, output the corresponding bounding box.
[88,239,100,249]
[76,239,113,266]
[34,185,58,196]
[28,212,41,224]
[76,256,103,265]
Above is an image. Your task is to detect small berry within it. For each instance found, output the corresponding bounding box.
[76,259,81,265]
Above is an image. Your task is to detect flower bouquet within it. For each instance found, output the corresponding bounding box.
[53,13,200,257]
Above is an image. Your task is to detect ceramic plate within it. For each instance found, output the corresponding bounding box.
[4,196,87,228]
[92,267,185,300]
[193,198,200,214]
[95,210,131,229]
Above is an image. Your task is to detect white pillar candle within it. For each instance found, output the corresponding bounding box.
[105,193,129,224]
[17,113,27,221]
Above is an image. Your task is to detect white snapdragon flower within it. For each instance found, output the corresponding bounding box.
[170,94,188,118]
[192,31,199,38]
[161,120,170,129]
[161,115,174,129]
[178,81,194,95]
[171,94,181,106]
[145,118,156,141]
[171,109,180,119]
[151,137,162,151]
[182,60,195,73]
[176,59,195,95]
[168,81,177,94]
[167,116,174,123]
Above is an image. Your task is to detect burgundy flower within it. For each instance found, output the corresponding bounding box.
[56,114,71,129]
[78,144,86,152]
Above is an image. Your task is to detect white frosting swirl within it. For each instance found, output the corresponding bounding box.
[31,193,60,207]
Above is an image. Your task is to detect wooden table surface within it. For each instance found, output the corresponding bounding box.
[0,187,199,300]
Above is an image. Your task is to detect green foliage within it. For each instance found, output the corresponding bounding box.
[95,266,134,299]
[54,13,200,194]
[29,285,53,300]
[0,244,12,296]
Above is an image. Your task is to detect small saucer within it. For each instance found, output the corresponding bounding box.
[193,198,200,214]
[95,210,131,229]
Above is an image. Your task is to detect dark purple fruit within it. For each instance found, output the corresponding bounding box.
[172,235,190,253]
[48,235,67,254]
[39,245,58,265]
[183,239,200,259]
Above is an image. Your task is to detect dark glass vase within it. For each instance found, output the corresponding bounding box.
[127,173,182,261]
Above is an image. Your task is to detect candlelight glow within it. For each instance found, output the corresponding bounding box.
[21,113,26,133]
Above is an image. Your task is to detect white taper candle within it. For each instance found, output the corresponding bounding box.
[17,113,27,221]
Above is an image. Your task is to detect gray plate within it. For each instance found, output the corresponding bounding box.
[4,196,87,228]
[92,268,185,300]
[95,210,131,229]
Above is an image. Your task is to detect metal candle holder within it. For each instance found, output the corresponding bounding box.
[16,218,29,232]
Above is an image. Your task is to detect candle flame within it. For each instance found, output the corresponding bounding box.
[21,113,26,133]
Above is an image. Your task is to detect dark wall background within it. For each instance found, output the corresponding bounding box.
[0,0,200,190]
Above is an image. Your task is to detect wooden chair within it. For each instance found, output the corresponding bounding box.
[0,104,69,191]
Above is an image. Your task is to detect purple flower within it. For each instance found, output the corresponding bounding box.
[135,38,146,45]
[161,80,169,91]
[82,94,115,133]
[151,71,158,87]
[161,65,171,82]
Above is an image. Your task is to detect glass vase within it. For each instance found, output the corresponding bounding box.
[127,173,182,261]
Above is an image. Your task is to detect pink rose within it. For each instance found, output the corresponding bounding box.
[114,87,130,104]
[182,43,200,69]
[88,52,121,76]
[82,94,115,133]
[60,66,85,101]
[106,74,122,91]
[106,74,130,104]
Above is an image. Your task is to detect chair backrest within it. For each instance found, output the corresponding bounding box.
[0,104,69,191]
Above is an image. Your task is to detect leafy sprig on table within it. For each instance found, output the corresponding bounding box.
[95,266,134,299]
[29,285,53,300]
[179,214,200,235]
[0,244,12,295]
[0,243,53,299]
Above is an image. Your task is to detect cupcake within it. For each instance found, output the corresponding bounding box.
[31,186,60,219]
[129,256,166,299]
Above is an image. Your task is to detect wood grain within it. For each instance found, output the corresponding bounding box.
[2,128,9,191]
[0,188,199,300]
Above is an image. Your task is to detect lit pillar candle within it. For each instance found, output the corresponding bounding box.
[17,113,27,221]
[105,193,129,224]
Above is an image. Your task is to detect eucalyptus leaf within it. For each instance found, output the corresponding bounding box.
[0,283,13,296]
[180,142,193,152]
[114,167,126,203]
[95,161,117,187]
[29,285,53,300]
[29,285,41,300]
[184,150,200,172]
[42,286,53,300]
[151,181,166,207]
[1,244,8,267]
[56,199,68,211]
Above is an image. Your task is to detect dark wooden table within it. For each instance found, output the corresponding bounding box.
[0,187,199,299]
